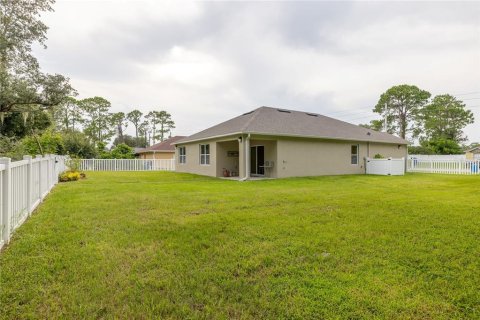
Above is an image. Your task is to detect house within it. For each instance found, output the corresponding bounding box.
[174,106,408,179]
[137,136,186,160]
[133,147,147,157]
[465,146,480,160]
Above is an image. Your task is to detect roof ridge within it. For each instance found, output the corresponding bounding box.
[240,107,263,132]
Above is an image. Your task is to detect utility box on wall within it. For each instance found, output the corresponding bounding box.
[366,157,405,176]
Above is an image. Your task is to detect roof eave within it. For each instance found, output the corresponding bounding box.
[175,131,408,145]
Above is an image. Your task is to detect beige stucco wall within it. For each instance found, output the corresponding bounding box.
[368,143,407,159]
[175,138,218,177]
[175,134,406,179]
[466,149,480,160]
[139,152,175,160]
[276,138,407,178]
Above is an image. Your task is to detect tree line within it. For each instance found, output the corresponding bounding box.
[361,84,476,155]
[0,0,175,159]
[54,96,175,150]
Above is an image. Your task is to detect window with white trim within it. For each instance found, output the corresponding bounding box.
[200,144,210,165]
[351,145,359,165]
[179,146,186,164]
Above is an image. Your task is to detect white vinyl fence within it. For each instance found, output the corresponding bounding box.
[79,159,175,171]
[408,154,466,160]
[366,158,405,175]
[408,158,480,175]
[0,155,67,249]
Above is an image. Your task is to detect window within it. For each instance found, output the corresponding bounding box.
[200,144,210,165]
[179,146,186,164]
[351,145,359,165]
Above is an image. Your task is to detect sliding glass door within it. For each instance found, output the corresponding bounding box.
[250,146,265,176]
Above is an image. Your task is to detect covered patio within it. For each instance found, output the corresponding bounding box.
[215,136,277,179]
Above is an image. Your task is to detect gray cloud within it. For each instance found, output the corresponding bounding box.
[35,0,480,142]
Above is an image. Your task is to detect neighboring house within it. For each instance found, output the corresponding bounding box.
[133,147,147,157]
[137,136,186,160]
[465,147,480,160]
[174,106,408,179]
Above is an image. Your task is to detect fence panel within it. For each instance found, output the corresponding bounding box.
[408,154,466,160]
[408,159,480,175]
[366,158,405,175]
[79,159,175,171]
[0,155,67,250]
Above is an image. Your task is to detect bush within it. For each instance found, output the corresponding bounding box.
[109,143,135,159]
[59,170,84,182]
[374,153,384,159]
[22,129,65,156]
[63,131,97,158]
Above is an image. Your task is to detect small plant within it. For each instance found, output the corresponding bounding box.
[66,157,82,172]
[59,170,85,182]
[374,153,385,159]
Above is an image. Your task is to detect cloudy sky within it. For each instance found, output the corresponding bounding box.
[35,1,480,143]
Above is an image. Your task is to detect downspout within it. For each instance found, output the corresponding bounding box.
[240,133,251,181]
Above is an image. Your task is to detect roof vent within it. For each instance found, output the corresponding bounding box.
[306,113,318,117]
[243,111,254,115]
[277,109,291,113]
[367,132,371,136]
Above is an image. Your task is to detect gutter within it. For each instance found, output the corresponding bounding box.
[175,131,408,146]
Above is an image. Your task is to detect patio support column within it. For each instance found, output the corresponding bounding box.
[245,134,250,180]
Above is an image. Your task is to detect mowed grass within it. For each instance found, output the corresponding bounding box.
[1,172,479,319]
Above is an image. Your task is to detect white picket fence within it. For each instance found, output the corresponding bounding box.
[79,159,175,171]
[366,158,405,175]
[408,154,466,160]
[0,155,67,249]
[408,159,480,175]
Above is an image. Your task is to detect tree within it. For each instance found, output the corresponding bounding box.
[112,134,147,148]
[420,94,474,144]
[111,112,128,143]
[359,120,383,131]
[0,109,52,139]
[138,120,150,146]
[126,109,143,144]
[63,130,97,158]
[21,129,65,155]
[408,145,435,155]
[0,0,75,113]
[146,110,175,143]
[424,138,463,155]
[374,85,431,139]
[54,97,83,131]
[109,143,134,159]
[156,110,175,141]
[80,97,115,144]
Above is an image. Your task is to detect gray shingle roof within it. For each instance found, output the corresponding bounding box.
[177,106,408,145]
[138,136,186,153]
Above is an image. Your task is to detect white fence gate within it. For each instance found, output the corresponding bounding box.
[79,159,175,171]
[366,158,405,175]
[408,159,480,175]
[0,155,67,249]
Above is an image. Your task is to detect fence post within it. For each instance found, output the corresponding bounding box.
[0,158,12,244]
[23,155,33,215]
[36,155,43,200]
[47,155,53,190]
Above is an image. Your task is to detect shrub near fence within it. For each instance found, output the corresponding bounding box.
[408,159,480,175]
[0,155,67,250]
[80,159,175,171]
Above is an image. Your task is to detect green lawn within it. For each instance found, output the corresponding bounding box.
[1,172,479,319]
